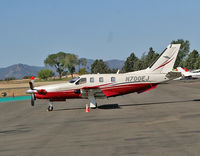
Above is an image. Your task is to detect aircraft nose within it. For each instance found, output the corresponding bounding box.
[26,89,35,94]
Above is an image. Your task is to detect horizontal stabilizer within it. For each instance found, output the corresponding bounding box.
[166,71,182,79]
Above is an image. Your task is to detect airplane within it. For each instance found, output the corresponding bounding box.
[26,44,181,111]
[191,69,200,73]
[177,67,200,79]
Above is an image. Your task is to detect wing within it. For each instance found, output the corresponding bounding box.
[80,86,107,99]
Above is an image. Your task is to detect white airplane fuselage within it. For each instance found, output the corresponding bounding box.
[32,70,168,101]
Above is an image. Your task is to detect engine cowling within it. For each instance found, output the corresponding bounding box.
[37,89,47,95]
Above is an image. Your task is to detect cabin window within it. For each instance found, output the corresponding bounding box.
[75,78,87,85]
[111,77,116,82]
[90,77,94,83]
[99,77,104,83]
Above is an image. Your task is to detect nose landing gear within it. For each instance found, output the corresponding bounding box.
[47,102,54,111]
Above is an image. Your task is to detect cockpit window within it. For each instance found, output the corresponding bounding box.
[69,77,80,83]
[75,78,87,85]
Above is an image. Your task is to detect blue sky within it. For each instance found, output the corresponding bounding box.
[0,0,200,67]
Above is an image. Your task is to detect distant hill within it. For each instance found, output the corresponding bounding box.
[0,59,125,80]
[0,64,44,80]
[105,59,125,70]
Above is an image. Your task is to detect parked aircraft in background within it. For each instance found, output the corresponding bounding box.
[27,44,181,111]
[191,69,200,73]
[177,67,200,79]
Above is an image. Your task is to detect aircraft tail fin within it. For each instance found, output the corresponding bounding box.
[146,44,181,74]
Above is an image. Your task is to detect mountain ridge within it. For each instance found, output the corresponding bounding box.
[0,59,125,80]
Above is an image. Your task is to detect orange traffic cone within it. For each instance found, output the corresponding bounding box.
[85,104,89,112]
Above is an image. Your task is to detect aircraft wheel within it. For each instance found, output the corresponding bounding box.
[48,106,53,111]
[91,104,98,109]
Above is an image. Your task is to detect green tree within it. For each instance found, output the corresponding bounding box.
[4,77,16,81]
[64,54,78,78]
[38,69,54,80]
[143,47,159,69]
[44,52,66,79]
[67,65,75,77]
[79,68,87,75]
[137,52,146,70]
[109,68,119,73]
[123,52,139,72]
[194,56,200,69]
[23,76,32,79]
[78,58,87,71]
[171,39,190,68]
[184,50,199,69]
[134,59,144,70]
[91,59,110,74]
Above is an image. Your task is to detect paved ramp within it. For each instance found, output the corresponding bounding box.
[1,80,200,156]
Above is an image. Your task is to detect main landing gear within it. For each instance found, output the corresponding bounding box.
[88,95,97,109]
[47,102,53,111]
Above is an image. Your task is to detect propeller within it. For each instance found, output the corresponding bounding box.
[27,76,47,106]
[31,93,36,106]
[29,76,36,106]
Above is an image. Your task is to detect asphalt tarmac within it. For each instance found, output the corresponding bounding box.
[1,80,200,156]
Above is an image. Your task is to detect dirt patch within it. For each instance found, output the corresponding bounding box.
[0,79,68,97]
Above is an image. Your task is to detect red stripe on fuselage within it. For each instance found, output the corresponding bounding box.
[101,83,157,97]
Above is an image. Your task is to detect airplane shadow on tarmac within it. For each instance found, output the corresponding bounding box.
[54,105,120,111]
[122,99,197,107]
[54,99,199,111]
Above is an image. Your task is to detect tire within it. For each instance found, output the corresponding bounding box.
[48,106,53,111]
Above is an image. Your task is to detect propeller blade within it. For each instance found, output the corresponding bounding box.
[31,93,36,106]
[29,81,34,90]
[28,76,36,106]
